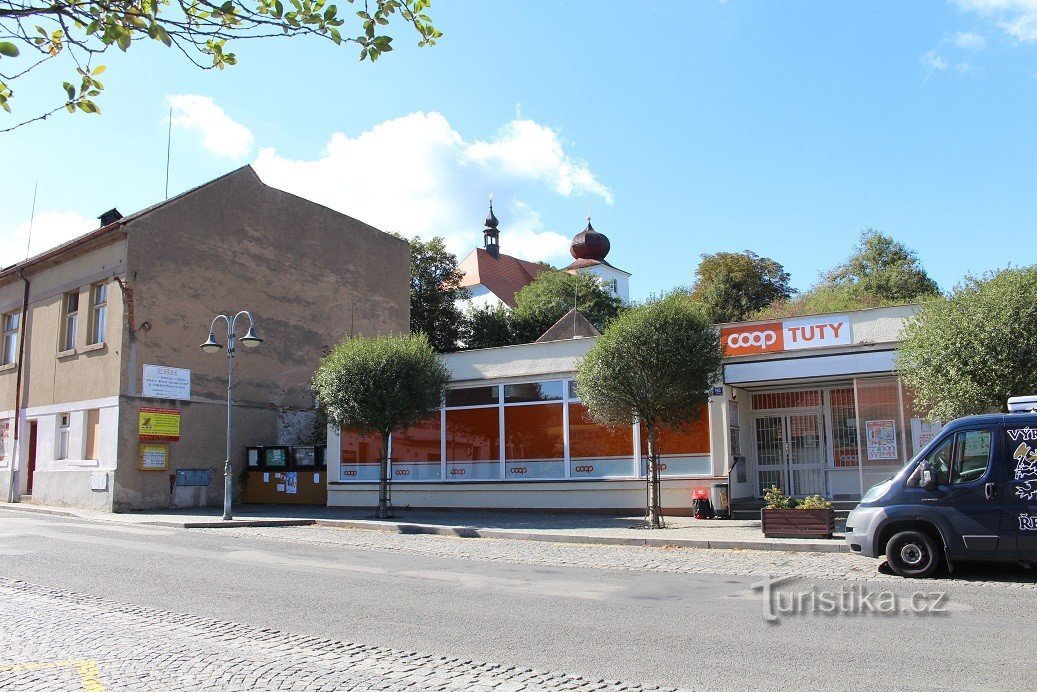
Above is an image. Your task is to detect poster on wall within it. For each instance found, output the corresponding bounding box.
[285,471,298,495]
[139,407,181,442]
[138,443,169,471]
[910,418,942,453]
[865,420,898,461]
[142,365,191,401]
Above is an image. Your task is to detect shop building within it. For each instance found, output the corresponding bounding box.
[0,166,408,511]
[327,304,937,511]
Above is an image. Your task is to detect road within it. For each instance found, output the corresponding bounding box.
[1,509,1035,690]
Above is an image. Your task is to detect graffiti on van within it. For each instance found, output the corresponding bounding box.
[1011,438,1037,501]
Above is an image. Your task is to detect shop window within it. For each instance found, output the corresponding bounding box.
[639,406,711,476]
[568,403,635,478]
[855,378,906,466]
[2,311,19,366]
[88,282,108,345]
[446,386,498,408]
[60,290,79,352]
[829,387,859,468]
[340,426,383,481]
[445,407,500,480]
[503,381,563,404]
[84,408,100,461]
[390,415,442,481]
[504,403,564,479]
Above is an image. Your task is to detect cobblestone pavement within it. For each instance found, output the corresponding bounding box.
[0,578,679,692]
[209,524,1037,589]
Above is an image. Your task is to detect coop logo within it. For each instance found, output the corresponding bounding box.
[721,323,783,355]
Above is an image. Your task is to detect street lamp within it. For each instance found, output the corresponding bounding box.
[201,310,262,521]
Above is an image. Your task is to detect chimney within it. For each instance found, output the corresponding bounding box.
[98,208,123,227]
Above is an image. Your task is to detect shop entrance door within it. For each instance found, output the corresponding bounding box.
[753,414,825,496]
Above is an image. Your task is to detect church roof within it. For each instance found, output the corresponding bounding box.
[457,247,549,308]
[535,308,601,342]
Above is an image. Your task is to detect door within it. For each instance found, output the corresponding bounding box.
[754,414,826,497]
[1003,425,1037,556]
[915,427,1001,554]
[26,420,37,495]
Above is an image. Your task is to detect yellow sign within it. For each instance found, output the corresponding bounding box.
[138,443,169,471]
[139,407,180,441]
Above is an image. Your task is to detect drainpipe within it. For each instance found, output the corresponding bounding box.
[7,269,30,503]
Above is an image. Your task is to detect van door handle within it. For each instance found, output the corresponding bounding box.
[984,483,997,501]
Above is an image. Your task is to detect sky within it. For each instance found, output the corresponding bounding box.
[3,1,1037,302]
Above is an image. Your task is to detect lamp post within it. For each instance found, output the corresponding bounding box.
[201,311,262,521]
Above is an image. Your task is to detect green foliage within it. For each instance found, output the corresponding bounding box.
[755,230,939,319]
[576,296,722,527]
[822,230,939,302]
[0,0,440,131]
[461,304,515,349]
[511,270,623,343]
[312,332,449,437]
[764,487,832,509]
[898,266,1037,419]
[690,250,794,323]
[404,234,469,353]
[763,485,796,509]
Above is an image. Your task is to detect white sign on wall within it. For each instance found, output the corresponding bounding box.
[142,365,191,401]
[782,315,852,351]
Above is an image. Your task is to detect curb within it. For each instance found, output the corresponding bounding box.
[143,519,317,529]
[312,518,847,554]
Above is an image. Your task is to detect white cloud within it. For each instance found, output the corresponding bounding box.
[956,60,974,72]
[253,111,612,263]
[953,30,988,48]
[168,94,254,158]
[0,211,96,267]
[953,0,1037,42]
[921,50,949,70]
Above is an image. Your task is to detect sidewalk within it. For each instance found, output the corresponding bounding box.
[0,502,848,554]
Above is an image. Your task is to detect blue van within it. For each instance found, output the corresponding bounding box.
[845,396,1037,577]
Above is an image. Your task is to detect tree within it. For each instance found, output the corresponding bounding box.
[690,250,793,323]
[0,0,440,131]
[511,270,623,343]
[756,230,939,319]
[898,267,1037,419]
[405,235,469,353]
[312,332,449,518]
[461,304,514,349]
[576,296,722,528]
[821,229,939,302]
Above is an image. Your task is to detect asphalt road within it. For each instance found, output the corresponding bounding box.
[2,509,1035,690]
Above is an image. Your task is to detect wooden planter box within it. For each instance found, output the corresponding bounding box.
[761,508,835,539]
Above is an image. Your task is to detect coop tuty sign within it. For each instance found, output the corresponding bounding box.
[721,315,852,357]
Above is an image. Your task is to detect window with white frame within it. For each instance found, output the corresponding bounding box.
[88,282,107,345]
[56,412,71,460]
[2,311,19,365]
[61,290,79,352]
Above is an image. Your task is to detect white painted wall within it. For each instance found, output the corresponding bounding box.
[575,264,630,303]
[456,284,506,313]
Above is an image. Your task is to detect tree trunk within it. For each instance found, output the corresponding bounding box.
[647,423,663,528]
[377,433,390,519]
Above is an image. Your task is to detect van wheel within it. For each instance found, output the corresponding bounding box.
[885,530,941,578]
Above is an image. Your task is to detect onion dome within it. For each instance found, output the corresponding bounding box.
[485,201,499,231]
[569,216,610,262]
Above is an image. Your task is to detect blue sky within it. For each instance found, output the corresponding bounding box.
[3,1,1037,302]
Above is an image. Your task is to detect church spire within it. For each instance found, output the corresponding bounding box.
[483,194,500,258]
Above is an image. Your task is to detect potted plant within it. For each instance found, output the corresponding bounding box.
[760,486,835,539]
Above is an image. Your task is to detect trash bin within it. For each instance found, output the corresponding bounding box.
[710,482,730,520]
[691,486,712,519]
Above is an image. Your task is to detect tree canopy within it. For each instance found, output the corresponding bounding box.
[756,229,939,319]
[312,332,449,518]
[576,296,722,527]
[461,304,515,350]
[690,250,793,323]
[0,0,440,131]
[510,269,623,343]
[898,266,1037,420]
[404,234,469,353]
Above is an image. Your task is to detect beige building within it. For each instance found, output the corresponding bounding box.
[0,166,408,511]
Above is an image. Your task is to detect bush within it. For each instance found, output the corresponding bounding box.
[763,486,832,510]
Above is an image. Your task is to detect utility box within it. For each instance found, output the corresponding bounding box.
[176,469,213,487]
